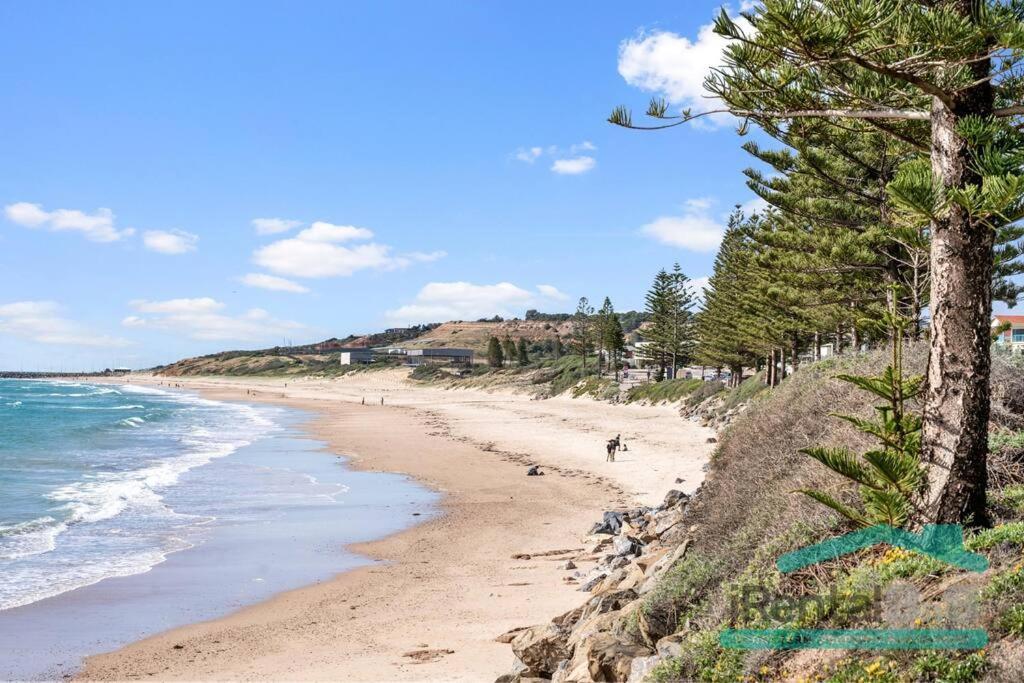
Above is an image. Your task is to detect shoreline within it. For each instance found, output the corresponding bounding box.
[79,372,714,681]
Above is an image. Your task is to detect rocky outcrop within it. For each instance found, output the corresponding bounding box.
[495,489,693,682]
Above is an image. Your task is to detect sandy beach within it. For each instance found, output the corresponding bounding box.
[79,370,713,681]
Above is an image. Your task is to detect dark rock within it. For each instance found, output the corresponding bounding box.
[526,466,544,476]
[612,535,642,557]
[590,511,624,535]
[582,589,638,621]
[706,437,718,443]
[561,560,576,570]
[578,570,609,592]
[661,489,689,510]
[608,555,630,570]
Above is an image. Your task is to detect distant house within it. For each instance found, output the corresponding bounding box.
[993,314,1024,353]
[340,350,375,365]
[404,348,474,366]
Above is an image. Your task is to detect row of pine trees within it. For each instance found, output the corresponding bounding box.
[610,0,1024,525]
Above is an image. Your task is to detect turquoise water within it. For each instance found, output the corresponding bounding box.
[0,379,276,610]
[0,379,439,679]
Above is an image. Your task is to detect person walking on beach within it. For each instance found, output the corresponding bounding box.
[381,397,384,406]
[606,434,620,462]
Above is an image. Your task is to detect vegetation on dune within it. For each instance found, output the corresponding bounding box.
[611,0,1024,531]
[625,378,702,404]
[638,346,1024,681]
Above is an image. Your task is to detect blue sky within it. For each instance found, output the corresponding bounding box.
[1,1,785,369]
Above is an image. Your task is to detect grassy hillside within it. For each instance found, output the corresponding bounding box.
[402,320,572,353]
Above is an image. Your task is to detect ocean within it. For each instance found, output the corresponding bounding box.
[0,379,437,679]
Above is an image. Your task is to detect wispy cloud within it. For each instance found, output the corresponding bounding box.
[253,221,444,278]
[142,229,198,255]
[386,282,570,324]
[239,273,310,294]
[641,197,725,252]
[513,141,598,175]
[125,297,305,342]
[252,217,302,235]
[0,301,129,347]
[4,202,135,242]
[551,156,596,175]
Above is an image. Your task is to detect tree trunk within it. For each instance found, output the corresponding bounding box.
[790,333,801,374]
[814,331,821,362]
[780,346,787,381]
[851,324,860,354]
[835,324,844,356]
[921,82,995,525]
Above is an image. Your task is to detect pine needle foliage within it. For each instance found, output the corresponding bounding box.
[797,297,925,528]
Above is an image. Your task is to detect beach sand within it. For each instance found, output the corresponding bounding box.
[79,370,713,681]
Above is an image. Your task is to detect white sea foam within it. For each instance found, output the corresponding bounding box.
[0,385,278,611]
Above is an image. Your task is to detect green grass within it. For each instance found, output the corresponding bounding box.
[684,380,726,408]
[990,430,1024,451]
[718,371,769,412]
[965,521,1024,551]
[625,377,702,404]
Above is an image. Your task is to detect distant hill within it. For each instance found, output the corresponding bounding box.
[151,312,647,376]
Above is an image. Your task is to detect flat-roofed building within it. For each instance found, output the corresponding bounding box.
[340,350,375,365]
[404,348,474,366]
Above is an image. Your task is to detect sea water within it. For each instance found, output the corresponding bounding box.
[0,379,438,679]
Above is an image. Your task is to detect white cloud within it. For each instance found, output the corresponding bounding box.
[239,273,310,294]
[295,221,375,243]
[0,301,129,347]
[617,11,752,128]
[514,146,544,163]
[386,282,570,324]
[4,202,134,242]
[551,156,596,175]
[537,284,569,301]
[740,196,770,216]
[253,222,442,278]
[125,298,304,342]
[688,276,711,304]
[142,229,198,255]
[514,142,599,175]
[641,197,725,252]
[252,218,302,235]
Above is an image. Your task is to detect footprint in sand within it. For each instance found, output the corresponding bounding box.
[402,648,455,663]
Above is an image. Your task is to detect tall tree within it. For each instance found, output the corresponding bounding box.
[612,0,1024,525]
[501,335,517,368]
[487,336,503,369]
[516,337,530,366]
[569,297,595,371]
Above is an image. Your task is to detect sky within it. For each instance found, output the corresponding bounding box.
[0,1,858,369]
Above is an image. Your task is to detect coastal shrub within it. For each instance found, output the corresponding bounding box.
[648,630,744,683]
[797,309,925,529]
[965,521,1024,551]
[625,377,701,404]
[410,364,445,381]
[991,485,1024,514]
[684,380,725,408]
[716,371,768,413]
